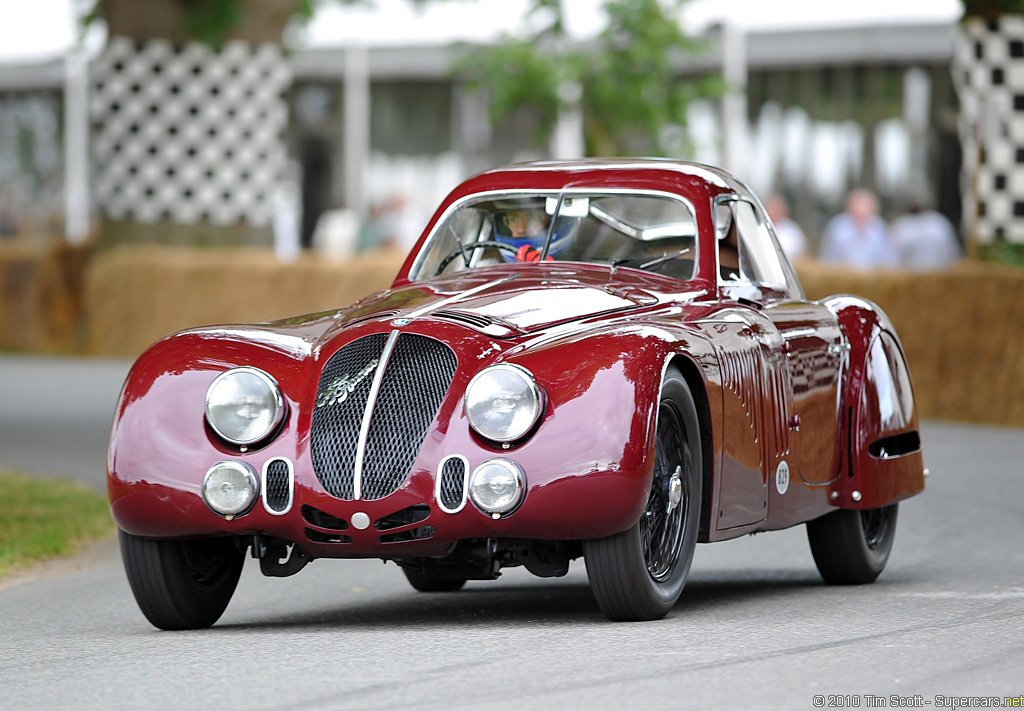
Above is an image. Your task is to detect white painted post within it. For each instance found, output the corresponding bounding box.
[64,46,90,244]
[721,21,748,177]
[549,82,585,160]
[344,43,370,219]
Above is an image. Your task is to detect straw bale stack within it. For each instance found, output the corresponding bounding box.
[85,246,405,357]
[0,242,90,353]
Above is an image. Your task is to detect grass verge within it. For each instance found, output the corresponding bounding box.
[0,469,114,578]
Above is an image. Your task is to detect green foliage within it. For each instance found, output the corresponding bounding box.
[978,239,1024,267]
[82,0,371,48]
[962,0,1024,18]
[0,471,114,578]
[459,0,721,156]
[178,0,246,47]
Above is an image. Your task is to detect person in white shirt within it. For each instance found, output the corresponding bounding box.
[764,194,808,261]
[890,189,962,271]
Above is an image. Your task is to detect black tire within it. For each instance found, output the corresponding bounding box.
[401,565,467,593]
[119,530,245,630]
[807,503,899,585]
[584,365,702,621]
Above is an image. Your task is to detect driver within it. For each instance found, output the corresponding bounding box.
[493,206,574,263]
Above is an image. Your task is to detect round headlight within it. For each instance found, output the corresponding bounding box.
[205,367,285,446]
[464,364,542,442]
[469,459,525,515]
[202,461,258,517]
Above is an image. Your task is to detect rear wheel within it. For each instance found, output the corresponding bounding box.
[584,366,702,621]
[119,530,244,630]
[401,565,467,592]
[806,503,899,584]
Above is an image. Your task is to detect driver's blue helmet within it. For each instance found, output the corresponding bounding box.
[492,206,575,262]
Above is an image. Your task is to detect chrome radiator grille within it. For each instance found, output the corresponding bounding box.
[310,332,457,500]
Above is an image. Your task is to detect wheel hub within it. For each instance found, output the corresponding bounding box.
[666,466,683,514]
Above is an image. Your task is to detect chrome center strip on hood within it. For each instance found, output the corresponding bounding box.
[404,273,520,320]
[351,329,400,500]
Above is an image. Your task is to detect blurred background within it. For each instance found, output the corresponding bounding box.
[0,0,970,252]
[1,0,1022,427]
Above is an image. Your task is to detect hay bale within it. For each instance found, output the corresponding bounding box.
[0,241,90,353]
[84,245,405,357]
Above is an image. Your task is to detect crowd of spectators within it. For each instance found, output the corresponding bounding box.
[771,187,962,272]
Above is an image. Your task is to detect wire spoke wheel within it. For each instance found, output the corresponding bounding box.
[640,401,689,582]
[584,365,702,621]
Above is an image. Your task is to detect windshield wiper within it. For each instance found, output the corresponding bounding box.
[448,224,471,267]
[610,248,690,273]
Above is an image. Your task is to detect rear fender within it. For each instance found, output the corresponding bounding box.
[826,296,925,509]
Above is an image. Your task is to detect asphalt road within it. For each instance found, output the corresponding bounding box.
[1,356,1022,710]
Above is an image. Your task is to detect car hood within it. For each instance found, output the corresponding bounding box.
[186,266,696,359]
[339,266,673,337]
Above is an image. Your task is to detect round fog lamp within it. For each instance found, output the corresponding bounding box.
[203,461,258,517]
[469,459,525,515]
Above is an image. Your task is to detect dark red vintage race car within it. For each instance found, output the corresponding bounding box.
[108,159,924,629]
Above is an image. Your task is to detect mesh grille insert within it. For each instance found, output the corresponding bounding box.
[438,457,466,511]
[310,333,389,499]
[264,458,291,513]
[310,332,458,501]
[362,334,457,500]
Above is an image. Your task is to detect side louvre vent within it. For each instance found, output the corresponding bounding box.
[262,458,293,515]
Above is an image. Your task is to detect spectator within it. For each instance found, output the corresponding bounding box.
[890,188,961,271]
[819,188,897,269]
[764,194,808,260]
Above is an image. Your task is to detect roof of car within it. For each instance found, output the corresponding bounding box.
[446,158,751,207]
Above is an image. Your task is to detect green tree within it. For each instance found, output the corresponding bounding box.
[460,0,721,156]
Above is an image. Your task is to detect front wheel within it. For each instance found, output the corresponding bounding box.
[401,564,467,592]
[119,530,245,630]
[584,366,702,621]
[806,503,899,584]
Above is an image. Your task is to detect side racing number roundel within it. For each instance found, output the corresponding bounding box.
[775,460,790,495]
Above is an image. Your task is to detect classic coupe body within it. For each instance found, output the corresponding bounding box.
[108,160,924,629]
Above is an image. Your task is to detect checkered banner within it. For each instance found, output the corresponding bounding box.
[90,37,291,227]
[955,16,1024,244]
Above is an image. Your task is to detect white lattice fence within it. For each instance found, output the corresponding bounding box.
[90,37,291,227]
[955,16,1024,245]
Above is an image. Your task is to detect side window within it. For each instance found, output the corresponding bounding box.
[717,200,788,289]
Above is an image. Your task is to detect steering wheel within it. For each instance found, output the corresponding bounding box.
[435,240,521,275]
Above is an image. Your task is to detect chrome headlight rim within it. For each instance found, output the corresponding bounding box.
[469,458,526,516]
[205,366,286,447]
[202,460,259,518]
[464,363,543,444]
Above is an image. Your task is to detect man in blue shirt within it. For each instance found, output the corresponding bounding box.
[820,189,897,269]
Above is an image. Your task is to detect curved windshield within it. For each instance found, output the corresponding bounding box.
[410,191,698,282]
